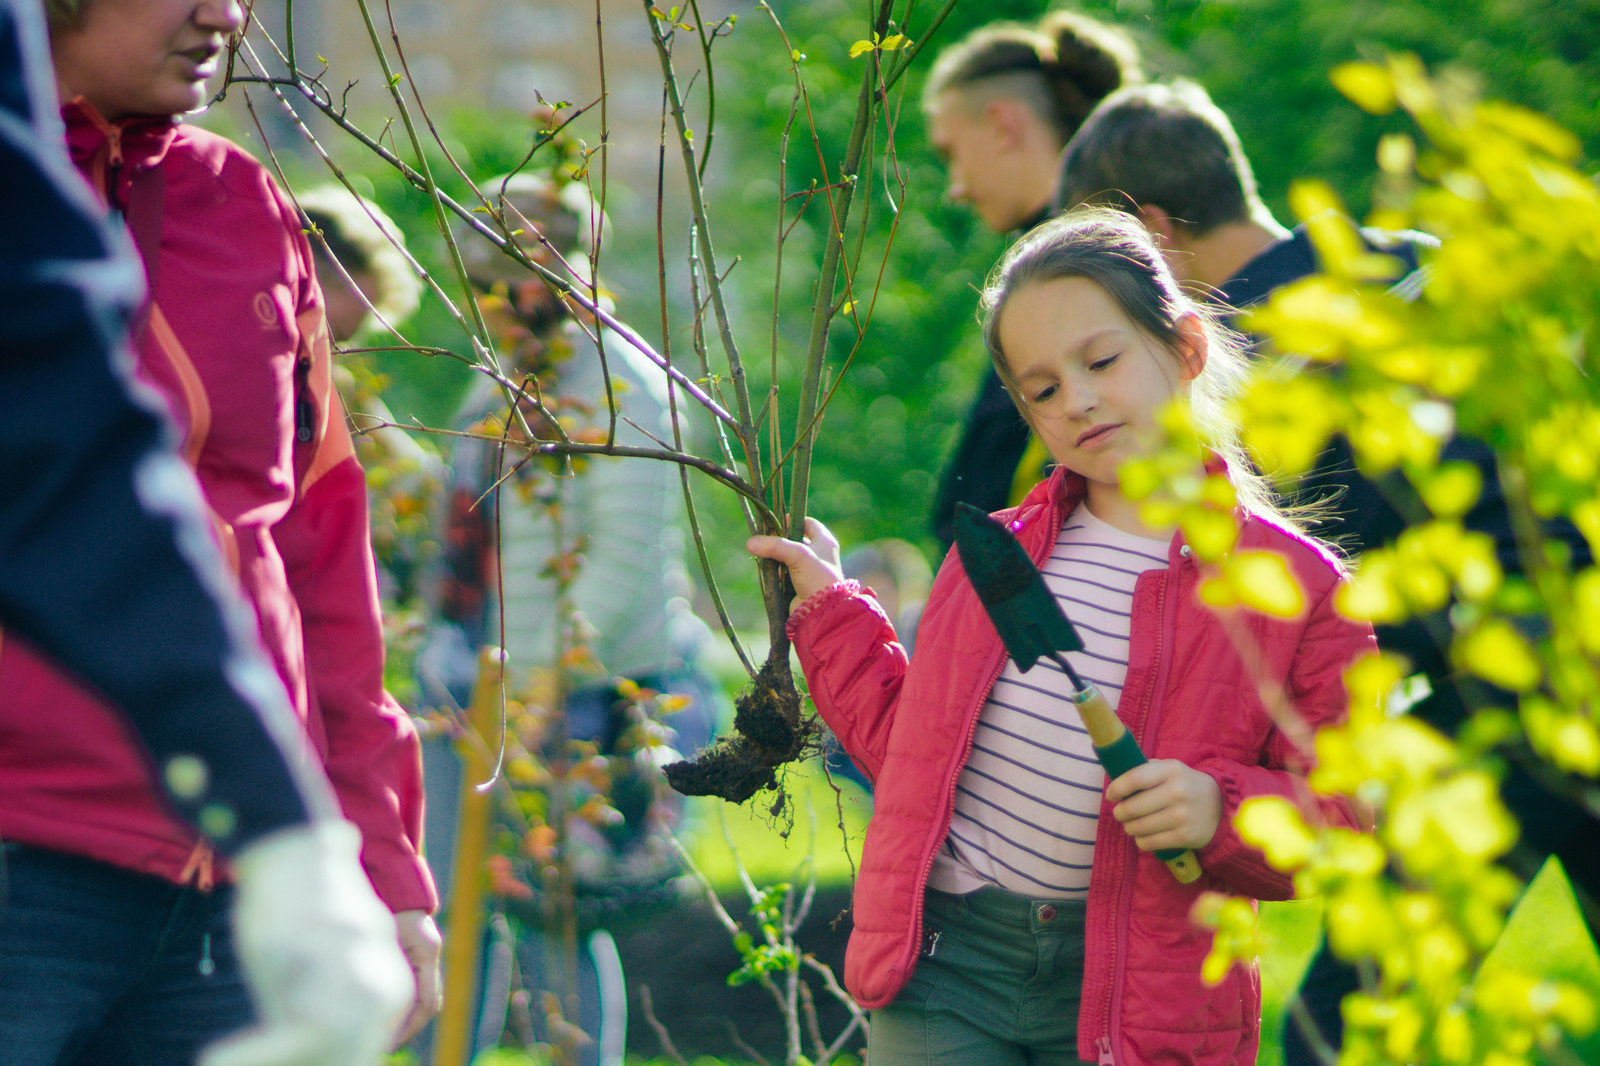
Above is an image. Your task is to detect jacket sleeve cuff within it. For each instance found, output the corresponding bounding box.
[361,839,441,914]
[785,580,863,638]
[1196,764,1248,866]
[1195,762,1299,900]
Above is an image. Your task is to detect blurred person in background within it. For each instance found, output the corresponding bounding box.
[921,9,1145,551]
[296,184,422,349]
[0,1,443,1061]
[296,184,440,614]
[417,172,718,1065]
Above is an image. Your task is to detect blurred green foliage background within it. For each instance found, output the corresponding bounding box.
[244,1,1599,633]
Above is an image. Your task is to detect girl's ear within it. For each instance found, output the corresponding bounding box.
[1174,313,1208,382]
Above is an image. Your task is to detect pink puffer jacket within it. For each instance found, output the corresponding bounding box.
[789,465,1373,1065]
[0,101,436,916]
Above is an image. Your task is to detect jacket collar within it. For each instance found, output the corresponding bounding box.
[1012,456,1241,565]
[61,96,176,209]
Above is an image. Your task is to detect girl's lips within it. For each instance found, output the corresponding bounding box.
[1076,423,1122,449]
[178,44,222,75]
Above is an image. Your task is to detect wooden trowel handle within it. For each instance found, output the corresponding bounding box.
[1070,684,1203,884]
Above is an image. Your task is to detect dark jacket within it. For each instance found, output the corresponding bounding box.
[1221,226,1598,865]
[928,367,1035,551]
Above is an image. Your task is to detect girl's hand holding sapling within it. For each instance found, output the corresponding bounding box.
[748,517,845,604]
[1106,759,1223,854]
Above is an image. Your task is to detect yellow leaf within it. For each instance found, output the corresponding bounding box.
[1331,61,1397,115]
[1434,1006,1473,1062]
[1477,100,1582,163]
[1224,550,1306,618]
[1312,830,1387,881]
[1118,457,1163,500]
[1574,499,1600,562]
[1200,948,1233,986]
[848,39,874,59]
[1197,574,1237,610]
[1136,497,1180,532]
[1246,276,1397,358]
[1326,882,1396,958]
[1388,770,1517,866]
[1343,651,1410,725]
[1522,696,1600,777]
[1337,551,1409,624]
[1237,375,1341,478]
[1290,180,1367,277]
[1201,473,1238,511]
[1376,132,1415,176]
[1236,796,1314,870]
[1573,568,1600,656]
[1179,505,1237,562]
[881,34,907,51]
[1453,619,1541,692]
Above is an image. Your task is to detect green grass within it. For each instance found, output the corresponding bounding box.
[676,761,871,893]
[1484,858,1600,1062]
[1257,898,1326,1066]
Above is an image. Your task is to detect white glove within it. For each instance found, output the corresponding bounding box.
[200,820,414,1066]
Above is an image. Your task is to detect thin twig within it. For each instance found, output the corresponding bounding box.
[637,986,690,1066]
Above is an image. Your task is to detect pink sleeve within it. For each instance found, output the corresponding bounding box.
[1194,573,1376,899]
[788,581,910,781]
[274,273,438,913]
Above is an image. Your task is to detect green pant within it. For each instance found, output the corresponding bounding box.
[870,887,1092,1066]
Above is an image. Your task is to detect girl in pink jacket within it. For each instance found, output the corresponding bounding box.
[750,208,1374,1065]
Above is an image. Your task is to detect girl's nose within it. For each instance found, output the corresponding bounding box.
[1064,379,1097,419]
[196,0,247,35]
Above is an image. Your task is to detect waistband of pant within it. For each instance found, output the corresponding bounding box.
[927,884,1087,928]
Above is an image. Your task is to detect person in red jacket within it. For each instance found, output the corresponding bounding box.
[1,2,412,1064]
[750,209,1375,1065]
[0,0,440,1062]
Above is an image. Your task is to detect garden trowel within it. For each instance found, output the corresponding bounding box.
[952,502,1202,884]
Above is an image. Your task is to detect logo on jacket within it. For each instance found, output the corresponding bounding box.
[253,292,281,329]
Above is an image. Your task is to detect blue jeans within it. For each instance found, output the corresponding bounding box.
[0,844,254,1066]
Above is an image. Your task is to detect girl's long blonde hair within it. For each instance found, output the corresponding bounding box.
[980,207,1298,532]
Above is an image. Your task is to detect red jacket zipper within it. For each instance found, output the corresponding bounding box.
[904,636,1008,980]
[1099,540,1191,1062]
[906,497,1062,990]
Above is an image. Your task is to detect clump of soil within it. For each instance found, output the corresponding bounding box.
[665,652,820,805]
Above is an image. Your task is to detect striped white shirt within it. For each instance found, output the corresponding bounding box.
[928,504,1170,898]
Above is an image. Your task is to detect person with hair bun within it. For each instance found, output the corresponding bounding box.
[923,10,1142,234]
[922,9,1145,550]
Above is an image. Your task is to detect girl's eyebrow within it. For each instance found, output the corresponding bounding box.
[1012,327,1125,377]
